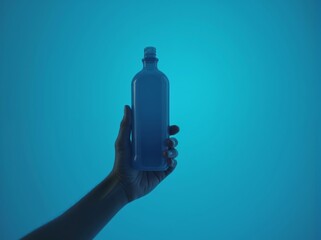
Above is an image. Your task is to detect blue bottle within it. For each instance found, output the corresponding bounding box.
[131,47,169,171]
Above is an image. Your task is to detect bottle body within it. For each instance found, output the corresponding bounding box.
[131,47,169,171]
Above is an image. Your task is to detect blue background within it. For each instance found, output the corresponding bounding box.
[1,0,320,239]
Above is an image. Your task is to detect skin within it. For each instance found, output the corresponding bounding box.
[22,105,179,240]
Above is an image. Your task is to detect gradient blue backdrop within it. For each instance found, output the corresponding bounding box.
[1,1,320,239]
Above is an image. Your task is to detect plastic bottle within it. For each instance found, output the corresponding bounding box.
[131,47,169,171]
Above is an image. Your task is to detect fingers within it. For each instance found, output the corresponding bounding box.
[169,125,180,135]
[163,134,179,175]
[164,158,177,177]
[163,147,178,176]
[155,158,177,181]
[163,149,178,158]
[115,105,132,151]
[167,158,177,168]
[166,137,178,148]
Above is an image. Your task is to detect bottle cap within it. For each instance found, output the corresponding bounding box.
[144,46,156,58]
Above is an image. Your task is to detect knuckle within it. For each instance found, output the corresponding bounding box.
[114,139,119,149]
[115,139,127,152]
[114,138,121,148]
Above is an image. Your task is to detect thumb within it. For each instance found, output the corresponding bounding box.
[115,105,132,151]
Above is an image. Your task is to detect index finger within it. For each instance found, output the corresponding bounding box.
[169,125,180,135]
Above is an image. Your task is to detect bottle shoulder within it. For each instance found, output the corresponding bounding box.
[132,69,168,83]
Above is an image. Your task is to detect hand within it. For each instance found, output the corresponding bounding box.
[111,105,179,203]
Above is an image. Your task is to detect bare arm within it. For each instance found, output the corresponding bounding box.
[22,105,179,239]
[22,174,128,240]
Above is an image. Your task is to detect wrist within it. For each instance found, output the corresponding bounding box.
[105,173,131,205]
[109,171,137,203]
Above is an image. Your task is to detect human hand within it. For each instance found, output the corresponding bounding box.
[111,105,179,203]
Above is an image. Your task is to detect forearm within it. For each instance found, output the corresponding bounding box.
[22,173,128,240]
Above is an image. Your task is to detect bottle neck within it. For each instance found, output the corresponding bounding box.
[142,57,158,70]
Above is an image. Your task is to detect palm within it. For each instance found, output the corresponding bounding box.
[133,170,168,196]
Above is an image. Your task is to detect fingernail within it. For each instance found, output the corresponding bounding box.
[170,138,178,147]
[171,159,177,167]
[168,149,178,158]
